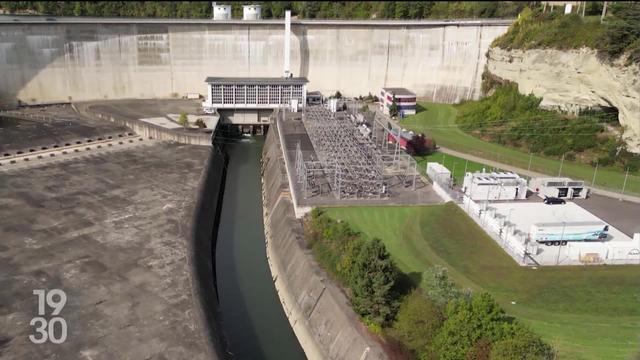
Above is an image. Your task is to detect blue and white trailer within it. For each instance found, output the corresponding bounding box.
[531,221,609,246]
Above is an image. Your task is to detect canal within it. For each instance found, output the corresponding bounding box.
[215,137,306,360]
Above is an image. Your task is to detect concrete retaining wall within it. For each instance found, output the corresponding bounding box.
[86,107,213,145]
[188,143,229,358]
[0,21,509,107]
[261,127,387,359]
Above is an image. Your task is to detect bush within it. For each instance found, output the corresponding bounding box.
[434,293,512,360]
[422,266,466,306]
[194,118,207,128]
[491,324,555,360]
[178,112,189,127]
[456,83,611,164]
[390,290,444,358]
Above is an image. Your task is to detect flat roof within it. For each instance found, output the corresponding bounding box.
[382,87,415,96]
[205,76,308,85]
[490,202,631,243]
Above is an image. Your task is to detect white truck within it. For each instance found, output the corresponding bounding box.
[530,221,609,246]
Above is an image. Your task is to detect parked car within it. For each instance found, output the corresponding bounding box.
[543,197,566,205]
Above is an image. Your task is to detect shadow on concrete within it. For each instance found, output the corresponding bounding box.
[293,25,309,78]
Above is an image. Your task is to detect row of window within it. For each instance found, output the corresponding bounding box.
[210,84,304,105]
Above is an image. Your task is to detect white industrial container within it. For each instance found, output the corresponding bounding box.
[529,177,587,199]
[463,171,527,201]
[426,162,451,186]
[213,4,231,20]
[530,221,609,244]
[328,98,338,113]
[243,5,261,20]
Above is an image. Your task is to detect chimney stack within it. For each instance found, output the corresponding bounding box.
[284,10,291,78]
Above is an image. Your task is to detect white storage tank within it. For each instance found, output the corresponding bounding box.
[243,5,261,20]
[213,4,231,20]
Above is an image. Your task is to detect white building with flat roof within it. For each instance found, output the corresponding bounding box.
[462,171,527,201]
[202,77,308,113]
[529,177,588,199]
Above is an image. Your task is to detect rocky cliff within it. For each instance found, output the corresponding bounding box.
[486,47,640,152]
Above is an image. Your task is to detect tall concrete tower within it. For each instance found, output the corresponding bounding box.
[284,10,291,78]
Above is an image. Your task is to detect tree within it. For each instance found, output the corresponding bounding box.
[423,266,464,306]
[433,293,510,360]
[178,112,189,127]
[395,1,409,19]
[406,133,436,156]
[350,239,400,326]
[388,96,399,117]
[390,290,444,358]
[334,90,342,99]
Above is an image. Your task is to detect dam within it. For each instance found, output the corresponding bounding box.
[0,15,513,360]
[0,17,510,108]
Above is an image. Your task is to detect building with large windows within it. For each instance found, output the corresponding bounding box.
[202,77,308,114]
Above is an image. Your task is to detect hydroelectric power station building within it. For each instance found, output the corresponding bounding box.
[202,77,308,112]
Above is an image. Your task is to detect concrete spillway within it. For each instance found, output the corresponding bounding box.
[0,17,510,107]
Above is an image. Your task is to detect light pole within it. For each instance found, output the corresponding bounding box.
[557,221,566,265]
[452,162,458,185]
[591,160,599,186]
[558,153,565,177]
[621,167,630,197]
[528,152,533,171]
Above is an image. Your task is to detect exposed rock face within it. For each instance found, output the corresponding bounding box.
[486,47,640,152]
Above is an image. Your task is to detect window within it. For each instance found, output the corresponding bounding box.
[257,85,269,104]
[223,85,234,104]
[211,84,222,104]
[247,85,257,105]
[235,85,246,104]
[269,85,280,104]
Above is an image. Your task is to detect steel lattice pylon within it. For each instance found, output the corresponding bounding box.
[294,105,418,200]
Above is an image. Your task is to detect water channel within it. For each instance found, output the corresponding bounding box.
[215,137,306,359]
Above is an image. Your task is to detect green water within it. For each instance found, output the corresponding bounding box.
[215,137,306,360]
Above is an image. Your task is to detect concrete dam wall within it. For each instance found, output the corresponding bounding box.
[0,18,510,107]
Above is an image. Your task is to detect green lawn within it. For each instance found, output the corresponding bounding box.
[324,204,640,360]
[400,102,640,196]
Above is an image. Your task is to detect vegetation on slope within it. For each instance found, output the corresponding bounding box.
[455,83,639,170]
[493,3,640,64]
[305,208,553,359]
[0,1,527,20]
[401,102,640,194]
[325,204,640,359]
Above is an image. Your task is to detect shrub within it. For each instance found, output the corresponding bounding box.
[194,118,207,128]
[390,290,444,358]
[491,323,555,360]
[178,112,189,127]
[456,83,610,164]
